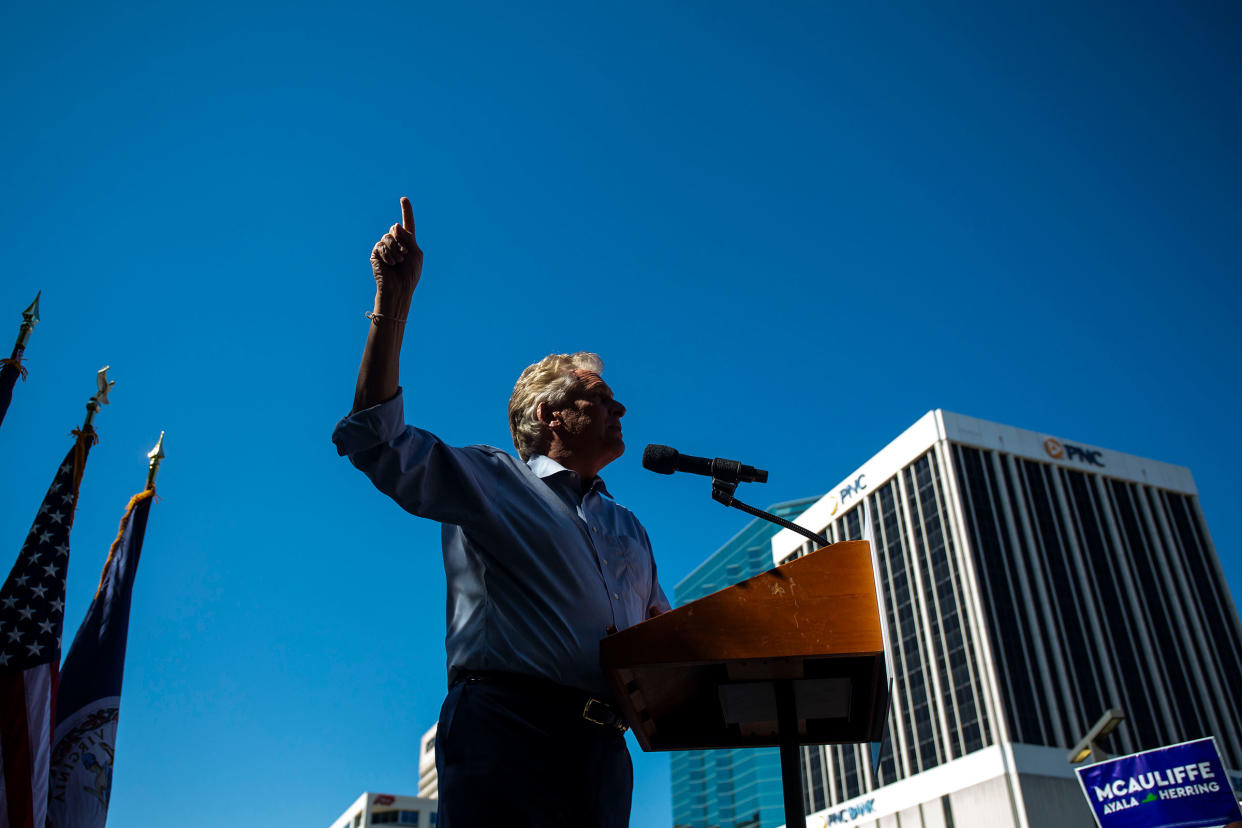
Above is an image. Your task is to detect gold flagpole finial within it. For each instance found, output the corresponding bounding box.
[13,290,40,352]
[146,431,166,490]
[83,365,115,430]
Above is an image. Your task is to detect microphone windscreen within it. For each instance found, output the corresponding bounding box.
[642,444,679,474]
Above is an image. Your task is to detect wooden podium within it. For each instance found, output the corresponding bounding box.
[600,540,890,827]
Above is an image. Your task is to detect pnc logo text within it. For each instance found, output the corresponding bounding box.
[840,474,867,503]
[1044,438,1105,467]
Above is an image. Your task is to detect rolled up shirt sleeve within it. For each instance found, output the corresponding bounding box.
[331,388,493,527]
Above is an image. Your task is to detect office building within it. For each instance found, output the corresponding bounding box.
[329,791,438,828]
[760,409,1242,827]
[670,497,821,828]
[329,723,440,828]
[418,723,438,799]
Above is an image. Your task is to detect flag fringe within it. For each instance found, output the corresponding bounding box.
[0,354,28,380]
[96,489,155,595]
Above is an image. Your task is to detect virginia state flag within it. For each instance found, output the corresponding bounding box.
[47,488,154,828]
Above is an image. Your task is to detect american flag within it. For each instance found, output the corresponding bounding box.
[0,430,93,828]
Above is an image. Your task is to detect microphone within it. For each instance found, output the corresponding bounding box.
[642,444,769,484]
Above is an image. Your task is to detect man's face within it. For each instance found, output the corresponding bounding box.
[555,371,627,470]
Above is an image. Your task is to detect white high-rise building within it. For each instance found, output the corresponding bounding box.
[328,725,440,828]
[766,410,1242,827]
[418,723,438,800]
[329,791,438,828]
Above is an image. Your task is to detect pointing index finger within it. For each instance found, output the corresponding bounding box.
[400,197,415,236]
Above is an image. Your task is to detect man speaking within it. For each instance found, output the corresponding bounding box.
[332,197,670,827]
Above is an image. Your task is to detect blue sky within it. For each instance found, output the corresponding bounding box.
[1,1,1239,825]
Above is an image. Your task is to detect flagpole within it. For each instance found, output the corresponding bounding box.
[146,431,165,490]
[11,291,40,357]
[81,366,115,430]
[0,293,39,425]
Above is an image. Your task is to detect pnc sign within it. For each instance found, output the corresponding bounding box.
[823,798,876,825]
[373,795,396,806]
[840,474,867,504]
[1044,438,1105,468]
[826,475,867,517]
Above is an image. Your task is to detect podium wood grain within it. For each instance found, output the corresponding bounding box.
[600,540,889,751]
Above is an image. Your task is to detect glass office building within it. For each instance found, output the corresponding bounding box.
[670,497,821,828]
[765,410,1242,827]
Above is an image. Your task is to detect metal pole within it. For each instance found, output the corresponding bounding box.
[777,680,806,828]
[146,431,165,489]
[82,366,115,430]
[12,291,40,355]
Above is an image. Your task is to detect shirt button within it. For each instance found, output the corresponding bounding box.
[592,526,599,533]
[602,559,609,566]
[613,592,620,600]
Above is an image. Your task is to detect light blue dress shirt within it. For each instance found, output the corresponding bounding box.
[332,389,670,701]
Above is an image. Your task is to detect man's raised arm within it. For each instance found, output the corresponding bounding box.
[352,197,423,412]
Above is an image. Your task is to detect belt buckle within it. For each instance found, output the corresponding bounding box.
[582,698,626,731]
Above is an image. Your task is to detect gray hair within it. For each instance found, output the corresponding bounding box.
[508,352,604,461]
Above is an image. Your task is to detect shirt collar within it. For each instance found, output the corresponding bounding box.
[527,454,611,497]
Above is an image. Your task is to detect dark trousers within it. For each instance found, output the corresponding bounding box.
[434,673,633,828]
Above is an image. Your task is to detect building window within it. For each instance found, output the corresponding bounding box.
[355,814,362,827]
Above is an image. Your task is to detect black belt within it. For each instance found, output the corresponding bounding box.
[455,670,628,733]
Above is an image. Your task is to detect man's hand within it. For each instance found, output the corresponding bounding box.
[370,196,423,316]
[352,197,423,412]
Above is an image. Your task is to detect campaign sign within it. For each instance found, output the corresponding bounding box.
[1076,737,1242,828]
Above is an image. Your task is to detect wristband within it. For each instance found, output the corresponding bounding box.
[365,311,407,325]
